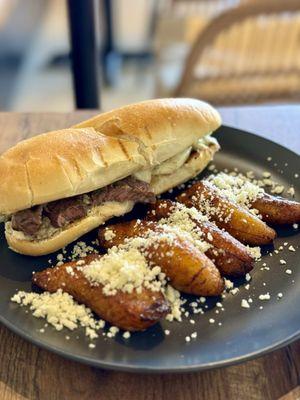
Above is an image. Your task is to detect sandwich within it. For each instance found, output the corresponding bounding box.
[0,98,221,256]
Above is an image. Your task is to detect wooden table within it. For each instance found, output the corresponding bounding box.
[0,105,299,400]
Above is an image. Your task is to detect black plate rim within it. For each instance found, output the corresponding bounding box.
[1,125,299,373]
[1,311,299,373]
[221,124,300,157]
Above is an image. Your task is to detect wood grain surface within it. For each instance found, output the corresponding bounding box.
[0,106,299,400]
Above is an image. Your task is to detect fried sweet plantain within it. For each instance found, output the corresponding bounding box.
[251,193,300,225]
[33,255,170,331]
[177,181,276,245]
[146,199,254,276]
[98,220,224,296]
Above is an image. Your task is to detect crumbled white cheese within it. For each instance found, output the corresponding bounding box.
[224,278,234,290]
[104,229,116,241]
[208,172,264,208]
[157,202,210,253]
[241,299,250,309]
[285,269,292,275]
[271,185,284,194]
[107,326,119,338]
[71,241,97,260]
[164,285,183,322]
[191,332,197,339]
[246,246,261,260]
[83,248,164,296]
[287,187,295,197]
[288,245,296,252]
[279,259,286,265]
[209,318,215,324]
[11,289,103,334]
[259,293,270,300]
[123,331,131,339]
[262,171,271,178]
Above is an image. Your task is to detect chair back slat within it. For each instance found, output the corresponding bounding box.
[174,0,300,104]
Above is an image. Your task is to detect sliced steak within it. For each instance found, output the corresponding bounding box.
[91,177,155,205]
[11,177,155,236]
[11,205,43,236]
[44,197,87,228]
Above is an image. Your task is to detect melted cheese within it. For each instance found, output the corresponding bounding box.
[192,134,217,151]
[152,147,192,176]
[133,168,152,183]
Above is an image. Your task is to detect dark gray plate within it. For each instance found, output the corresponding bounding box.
[0,126,299,372]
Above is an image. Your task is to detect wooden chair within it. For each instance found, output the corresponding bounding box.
[174,0,300,105]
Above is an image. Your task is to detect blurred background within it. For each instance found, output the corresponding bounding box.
[0,0,299,112]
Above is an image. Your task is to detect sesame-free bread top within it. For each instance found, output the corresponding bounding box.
[74,98,221,165]
[0,128,145,214]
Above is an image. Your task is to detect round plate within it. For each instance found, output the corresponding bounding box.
[0,126,299,372]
